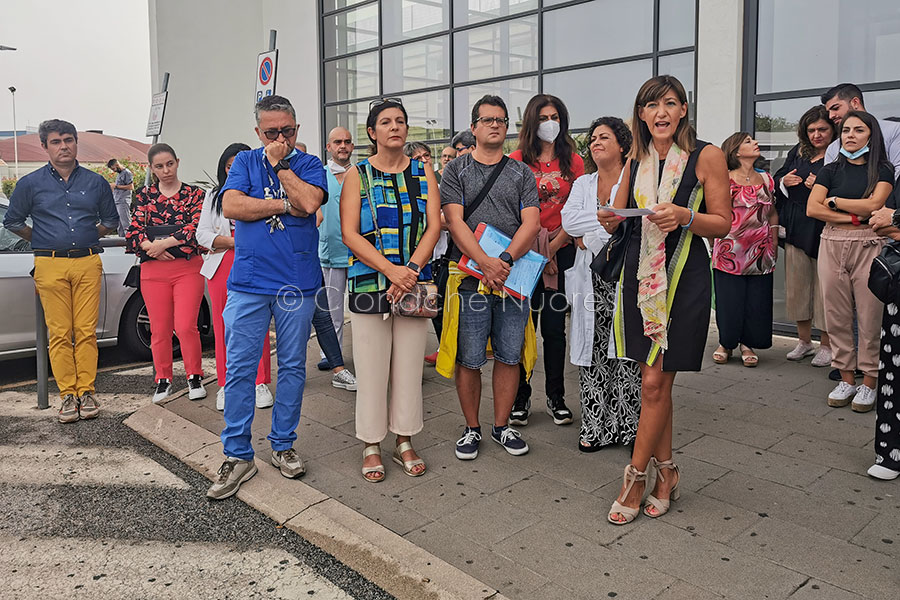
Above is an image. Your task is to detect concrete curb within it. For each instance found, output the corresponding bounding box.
[124,404,509,600]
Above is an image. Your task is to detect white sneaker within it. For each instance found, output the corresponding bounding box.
[810,346,832,368]
[786,341,815,361]
[216,387,225,411]
[827,381,858,407]
[850,384,876,413]
[332,369,358,391]
[152,379,172,404]
[867,464,900,480]
[188,375,207,400]
[255,383,274,409]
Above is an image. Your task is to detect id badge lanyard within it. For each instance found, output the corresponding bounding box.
[263,154,286,234]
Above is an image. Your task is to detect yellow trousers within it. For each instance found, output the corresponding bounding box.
[33,255,103,398]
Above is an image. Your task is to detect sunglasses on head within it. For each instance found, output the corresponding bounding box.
[369,97,403,110]
[262,126,298,141]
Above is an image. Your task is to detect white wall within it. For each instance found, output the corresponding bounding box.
[695,0,745,147]
[148,0,321,184]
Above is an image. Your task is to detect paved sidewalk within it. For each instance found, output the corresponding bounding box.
[159,326,898,600]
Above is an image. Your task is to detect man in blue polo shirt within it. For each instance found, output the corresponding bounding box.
[207,95,327,500]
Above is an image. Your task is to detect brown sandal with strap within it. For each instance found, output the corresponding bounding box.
[643,458,680,518]
[608,464,647,525]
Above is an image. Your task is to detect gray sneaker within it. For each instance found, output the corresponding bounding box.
[58,394,80,424]
[332,369,357,391]
[206,458,258,500]
[271,448,306,478]
[79,392,100,420]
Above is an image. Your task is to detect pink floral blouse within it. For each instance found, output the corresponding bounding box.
[712,173,777,276]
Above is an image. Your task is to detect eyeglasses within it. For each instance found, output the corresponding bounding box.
[473,116,509,127]
[262,126,297,141]
[369,97,403,110]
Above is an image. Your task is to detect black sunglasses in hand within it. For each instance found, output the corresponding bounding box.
[262,126,298,141]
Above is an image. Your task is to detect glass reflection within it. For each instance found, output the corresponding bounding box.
[324,3,379,58]
[454,16,538,83]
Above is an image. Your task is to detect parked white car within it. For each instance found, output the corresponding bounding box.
[0,199,212,361]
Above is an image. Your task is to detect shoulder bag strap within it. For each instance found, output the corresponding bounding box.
[358,163,385,256]
[464,155,509,221]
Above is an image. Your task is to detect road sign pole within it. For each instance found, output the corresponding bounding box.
[269,29,276,52]
[152,72,170,145]
[36,294,49,410]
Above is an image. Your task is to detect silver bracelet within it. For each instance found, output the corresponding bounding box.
[282,197,291,215]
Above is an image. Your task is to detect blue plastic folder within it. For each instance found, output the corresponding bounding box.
[457,223,548,300]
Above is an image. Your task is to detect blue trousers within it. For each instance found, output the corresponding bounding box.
[221,289,316,460]
[313,285,344,368]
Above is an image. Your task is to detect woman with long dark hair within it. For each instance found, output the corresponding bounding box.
[125,143,207,404]
[508,94,585,427]
[710,132,777,367]
[807,110,894,412]
[341,99,441,482]
[598,75,732,524]
[197,143,273,411]
[561,116,642,451]
[773,106,835,367]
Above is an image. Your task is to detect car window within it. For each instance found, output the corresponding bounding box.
[0,205,32,252]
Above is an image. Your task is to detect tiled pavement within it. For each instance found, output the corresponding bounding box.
[161,326,899,600]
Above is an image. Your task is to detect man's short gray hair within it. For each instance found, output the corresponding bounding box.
[403,141,430,158]
[254,95,296,124]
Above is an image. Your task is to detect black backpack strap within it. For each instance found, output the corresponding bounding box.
[463,155,509,221]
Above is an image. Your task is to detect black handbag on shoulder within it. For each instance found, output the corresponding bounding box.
[591,217,633,283]
[869,240,900,303]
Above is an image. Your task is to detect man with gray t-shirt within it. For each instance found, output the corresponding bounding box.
[107,159,134,236]
[441,94,541,461]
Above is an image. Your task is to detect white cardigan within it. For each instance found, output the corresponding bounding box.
[196,189,233,280]
[560,171,621,367]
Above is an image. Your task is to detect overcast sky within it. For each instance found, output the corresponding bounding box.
[0,1,152,141]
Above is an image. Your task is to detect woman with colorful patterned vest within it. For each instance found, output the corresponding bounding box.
[340,99,441,483]
[598,76,732,525]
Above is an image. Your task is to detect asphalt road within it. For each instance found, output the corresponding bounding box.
[0,392,394,600]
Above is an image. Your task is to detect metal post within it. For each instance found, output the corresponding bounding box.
[152,72,170,145]
[35,294,49,410]
[269,29,277,51]
[9,86,18,179]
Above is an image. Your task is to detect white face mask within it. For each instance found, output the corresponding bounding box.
[327,159,347,174]
[537,120,561,143]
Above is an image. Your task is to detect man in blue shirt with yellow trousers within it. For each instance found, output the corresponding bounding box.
[207,96,327,500]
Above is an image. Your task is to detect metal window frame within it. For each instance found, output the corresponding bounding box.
[320,0,699,152]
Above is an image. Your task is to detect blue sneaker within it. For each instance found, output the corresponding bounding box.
[455,427,482,460]
[491,425,529,456]
[317,358,331,371]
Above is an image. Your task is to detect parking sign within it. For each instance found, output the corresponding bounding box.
[256,50,278,103]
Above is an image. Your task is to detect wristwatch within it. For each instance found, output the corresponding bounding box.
[406,261,420,273]
[274,159,291,174]
[499,251,514,267]
[827,197,838,210]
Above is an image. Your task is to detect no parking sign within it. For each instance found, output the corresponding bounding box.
[256,50,278,102]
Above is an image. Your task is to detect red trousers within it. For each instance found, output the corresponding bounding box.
[207,249,271,386]
[141,255,205,381]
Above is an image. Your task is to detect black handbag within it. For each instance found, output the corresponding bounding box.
[591,217,633,283]
[868,240,900,303]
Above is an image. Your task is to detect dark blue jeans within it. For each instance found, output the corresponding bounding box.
[314,285,344,368]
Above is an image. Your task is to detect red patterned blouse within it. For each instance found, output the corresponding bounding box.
[125,182,206,259]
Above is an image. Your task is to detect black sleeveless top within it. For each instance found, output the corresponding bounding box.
[620,141,712,372]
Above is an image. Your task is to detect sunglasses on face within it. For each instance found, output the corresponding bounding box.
[262,126,297,141]
[369,97,403,110]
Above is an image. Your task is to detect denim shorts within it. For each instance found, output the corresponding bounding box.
[456,290,530,369]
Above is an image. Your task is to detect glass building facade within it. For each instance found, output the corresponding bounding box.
[320,0,698,160]
[742,0,900,330]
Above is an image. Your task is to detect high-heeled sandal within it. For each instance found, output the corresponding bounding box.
[712,346,731,364]
[607,464,647,525]
[362,444,385,483]
[643,458,680,518]
[392,440,426,477]
[740,345,758,368]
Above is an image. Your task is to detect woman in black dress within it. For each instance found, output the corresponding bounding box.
[597,75,731,525]
[773,105,835,367]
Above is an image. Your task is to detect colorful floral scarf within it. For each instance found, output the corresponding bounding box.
[632,143,690,350]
